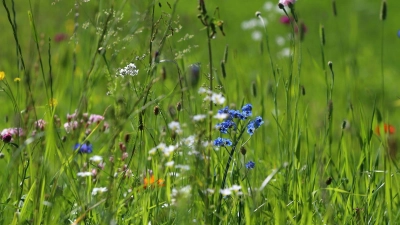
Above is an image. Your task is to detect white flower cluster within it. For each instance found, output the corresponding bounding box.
[198,87,226,105]
[220,184,242,196]
[171,185,192,205]
[149,143,179,157]
[118,63,139,77]
[92,187,108,196]
[168,121,183,134]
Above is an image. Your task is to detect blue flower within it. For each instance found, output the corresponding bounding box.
[74,143,93,154]
[253,116,264,128]
[398,29,400,38]
[241,104,252,118]
[213,137,233,147]
[218,106,230,114]
[245,161,255,169]
[247,116,264,135]
[247,122,255,135]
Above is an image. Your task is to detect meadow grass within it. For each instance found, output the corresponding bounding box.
[1,0,400,224]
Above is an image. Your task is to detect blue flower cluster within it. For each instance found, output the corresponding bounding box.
[213,137,233,147]
[74,143,93,154]
[216,104,253,134]
[247,116,264,136]
[213,104,264,147]
[245,160,255,169]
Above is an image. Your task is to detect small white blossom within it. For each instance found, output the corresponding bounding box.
[198,87,211,94]
[220,188,232,196]
[163,145,178,157]
[89,155,103,163]
[175,164,190,171]
[207,188,215,194]
[251,31,262,41]
[118,63,139,77]
[231,184,242,192]
[165,161,175,167]
[214,113,229,120]
[149,147,157,155]
[77,172,93,177]
[168,121,183,134]
[192,114,207,122]
[92,187,108,195]
[210,93,226,105]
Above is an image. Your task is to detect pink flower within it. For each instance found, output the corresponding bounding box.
[280,16,291,24]
[64,121,78,133]
[54,33,68,43]
[279,0,297,6]
[35,119,46,130]
[1,128,24,142]
[88,114,104,124]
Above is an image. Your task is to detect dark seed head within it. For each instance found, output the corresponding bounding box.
[240,146,247,155]
[154,106,160,116]
[326,177,333,185]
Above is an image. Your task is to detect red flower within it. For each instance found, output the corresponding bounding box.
[375,124,395,135]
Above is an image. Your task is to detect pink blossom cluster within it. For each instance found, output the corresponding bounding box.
[64,110,108,134]
[279,0,297,6]
[1,128,24,143]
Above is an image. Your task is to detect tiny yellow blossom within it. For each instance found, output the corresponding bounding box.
[14,78,21,82]
[49,98,58,107]
[0,71,5,80]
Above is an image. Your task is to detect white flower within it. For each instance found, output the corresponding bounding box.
[118,63,139,77]
[278,47,290,57]
[220,188,232,196]
[165,161,175,167]
[163,145,177,157]
[210,93,226,105]
[230,185,242,192]
[175,164,190,171]
[77,172,93,177]
[192,114,207,122]
[181,135,196,147]
[213,113,228,120]
[207,188,215,194]
[263,2,274,11]
[89,155,103,163]
[168,121,182,134]
[157,143,167,151]
[276,36,286,46]
[149,147,157,155]
[251,31,262,41]
[92,187,108,195]
[198,87,211,94]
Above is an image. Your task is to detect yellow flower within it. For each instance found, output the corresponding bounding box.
[0,71,5,80]
[49,98,58,107]
[14,78,21,82]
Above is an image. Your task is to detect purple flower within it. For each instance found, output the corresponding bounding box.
[74,143,93,154]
